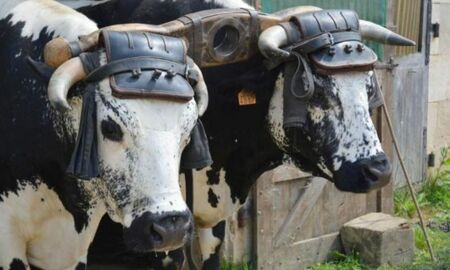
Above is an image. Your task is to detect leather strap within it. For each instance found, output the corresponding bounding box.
[290,52,314,100]
[242,8,260,51]
[180,13,203,63]
[289,31,361,55]
[85,57,188,82]
[69,41,82,58]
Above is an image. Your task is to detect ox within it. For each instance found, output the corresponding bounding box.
[0,1,209,269]
[51,1,414,269]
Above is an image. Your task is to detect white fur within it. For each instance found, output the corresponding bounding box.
[1,2,199,267]
[198,227,222,262]
[0,0,97,41]
[268,73,289,150]
[95,95,196,227]
[58,0,110,9]
[268,72,384,171]
[203,0,253,9]
[180,167,240,228]
[325,72,383,170]
[0,181,105,270]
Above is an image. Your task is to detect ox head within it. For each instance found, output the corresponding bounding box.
[259,10,415,193]
[44,32,209,252]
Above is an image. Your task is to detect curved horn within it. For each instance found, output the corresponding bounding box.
[360,20,416,46]
[190,63,208,116]
[48,57,86,111]
[258,25,291,59]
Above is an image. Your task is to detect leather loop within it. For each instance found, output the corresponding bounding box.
[85,57,188,82]
[68,41,82,57]
[290,52,314,100]
[242,8,260,52]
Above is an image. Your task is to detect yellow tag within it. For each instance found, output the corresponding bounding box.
[238,89,257,106]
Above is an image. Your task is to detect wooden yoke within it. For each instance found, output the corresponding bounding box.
[44,6,321,68]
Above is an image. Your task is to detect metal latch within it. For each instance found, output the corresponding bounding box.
[375,57,398,71]
[432,23,440,38]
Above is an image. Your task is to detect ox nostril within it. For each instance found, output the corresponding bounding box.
[362,154,392,185]
[362,166,378,182]
[150,223,165,242]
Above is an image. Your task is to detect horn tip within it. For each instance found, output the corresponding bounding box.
[391,36,416,46]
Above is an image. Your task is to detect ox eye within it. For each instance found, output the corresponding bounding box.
[101,117,123,142]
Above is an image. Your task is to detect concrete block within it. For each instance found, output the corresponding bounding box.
[340,213,414,267]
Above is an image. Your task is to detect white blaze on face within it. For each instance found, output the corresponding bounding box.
[323,72,383,171]
[268,71,383,172]
[1,0,97,41]
[96,96,197,227]
[86,55,197,227]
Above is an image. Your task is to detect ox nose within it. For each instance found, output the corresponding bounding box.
[361,154,392,190]
[123,211,193,252]
[147,212,192,247]
[334,153,392,193]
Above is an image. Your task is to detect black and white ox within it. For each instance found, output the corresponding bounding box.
[0,1,209,269]
[63,1,414,269]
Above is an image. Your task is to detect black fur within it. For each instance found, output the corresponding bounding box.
[9,259,26,270]
[74,262,86,270]
[0,14,91,233]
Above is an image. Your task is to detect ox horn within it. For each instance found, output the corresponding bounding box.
[190,63,209,116]
[258,25,291,59]
[48,57,86,111]
[359,20,416,46]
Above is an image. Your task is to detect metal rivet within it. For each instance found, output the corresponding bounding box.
[357,43,365,52]
[152,69,162,80]
[166,69,176,78]
[344,44,353,54]
[131,68,142,78]
[328,46,336,56]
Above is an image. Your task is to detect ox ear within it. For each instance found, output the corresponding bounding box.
[180,119,213,170]
[27,56,55,83]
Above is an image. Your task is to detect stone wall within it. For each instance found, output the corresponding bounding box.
[428,0,450,159]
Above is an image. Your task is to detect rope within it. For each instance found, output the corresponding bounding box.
[376,75,437,262]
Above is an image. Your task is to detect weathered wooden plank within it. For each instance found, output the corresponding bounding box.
[273,232,342,270]
[273,179,327,248]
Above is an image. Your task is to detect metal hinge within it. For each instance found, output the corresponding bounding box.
[432,23,440,38]
[375,57,398,71]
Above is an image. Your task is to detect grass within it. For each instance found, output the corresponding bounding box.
[222,147,450,270]
[221,261,254,270]
[311,146,450,270]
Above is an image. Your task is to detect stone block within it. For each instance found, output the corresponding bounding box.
[340,213,414,267]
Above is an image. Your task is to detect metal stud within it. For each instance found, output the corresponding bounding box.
[131,68,142,78]
[357,43,365,52]
[166,68,176,78]
[344,44,353,54]
[328,46,336,56]
[152,69,162,80]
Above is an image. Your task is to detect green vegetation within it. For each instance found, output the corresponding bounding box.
[221,147,450,270]
[221,261,253,270]
[310,147,450,270]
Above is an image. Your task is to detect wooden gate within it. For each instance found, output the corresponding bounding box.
[237,1,431,269]
[254,167,379,269]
